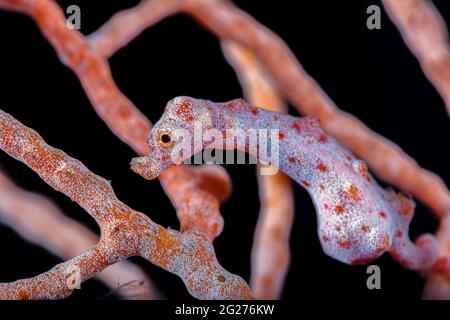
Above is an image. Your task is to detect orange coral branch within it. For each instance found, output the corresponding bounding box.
[424,213,450,299]
[1,0,151,155]
[0,168,159,300]
[160,165,231,242]
[382,0,450,117]
[0,108,252,299]
[88,0,182,58]
[222,41,294,299]
[0,240,117,299]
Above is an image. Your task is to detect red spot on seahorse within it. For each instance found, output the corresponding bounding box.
[176,101,191,114]
[316,160,328,172]
[352,160,370,183]
[318,134,328,143]
[335,204,345,215]
[402,204,414,217]
[305,117,320,129]
[361,225,369,233]
[301,180,311,187]
[279,132,285,140]
[250,107,259,116]
[379,211,387,219]
[288,157,296,163]
[290,121,302,134]
[347,184,362,202]
[337,239,352,249]
[227,101,237,109]
[176,101,194,122]
[395,230,403,238]
[322,235,330,242]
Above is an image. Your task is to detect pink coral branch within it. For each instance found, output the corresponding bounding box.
[88,0,182,58]
[382,0,450,117]
[0,108,253,299]
[0,0,152,155]
[159,165,231,242]
[424,213,450,299]
[0,168,159,300]
[222,41,294,299]
[0,240,118,299]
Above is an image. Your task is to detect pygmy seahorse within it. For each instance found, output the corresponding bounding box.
[131,96,438,270]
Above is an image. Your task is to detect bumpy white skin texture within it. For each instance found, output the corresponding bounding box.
[132,96,438,269]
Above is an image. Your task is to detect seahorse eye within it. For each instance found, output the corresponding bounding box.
[157,130,175,148]
[161,134,171,144]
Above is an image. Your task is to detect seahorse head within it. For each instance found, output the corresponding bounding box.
[131,96,212,179]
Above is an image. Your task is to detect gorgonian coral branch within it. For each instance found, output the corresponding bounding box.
[0,0,151,155]
[88,0,182,58]
[0,240,118,299]
[132,96,438,270]
[159,165,231,242]
[0,168,159,300]
[424,213,450,299]
[222,41,294,299]
[0,108,252,299]
[382,0,450,117]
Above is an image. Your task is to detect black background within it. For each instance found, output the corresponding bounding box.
[0,0,449,301]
